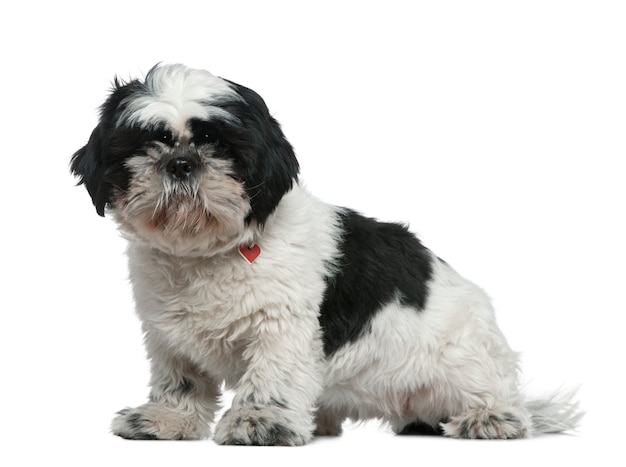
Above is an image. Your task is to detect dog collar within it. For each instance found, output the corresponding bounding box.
[239,244,261,264]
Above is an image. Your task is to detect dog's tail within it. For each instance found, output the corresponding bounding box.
[524,389,584,435]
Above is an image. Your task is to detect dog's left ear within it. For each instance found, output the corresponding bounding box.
[71,125,109,216]
[225,81,300,225]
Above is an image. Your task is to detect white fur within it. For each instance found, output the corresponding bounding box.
[117,64,241,133]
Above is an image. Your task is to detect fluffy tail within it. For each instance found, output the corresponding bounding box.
[525,389,584,435]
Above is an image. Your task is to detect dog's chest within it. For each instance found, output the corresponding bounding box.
[130,248,260,379]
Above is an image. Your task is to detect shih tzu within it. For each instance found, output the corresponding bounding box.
[71,64,581,444]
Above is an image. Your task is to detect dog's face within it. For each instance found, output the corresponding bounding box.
[71,64,299,255]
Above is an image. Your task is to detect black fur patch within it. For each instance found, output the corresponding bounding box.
[220,81,300,225]
[70,75,168,216]
[319,210,434,356]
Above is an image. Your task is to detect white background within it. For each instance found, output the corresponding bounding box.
[1,0,624,465]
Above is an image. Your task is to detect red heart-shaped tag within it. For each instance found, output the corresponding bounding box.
[239,244,261,264]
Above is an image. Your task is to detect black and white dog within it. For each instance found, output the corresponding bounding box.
[71,64,581,444]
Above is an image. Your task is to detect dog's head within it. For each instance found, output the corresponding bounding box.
[71,64,299,255]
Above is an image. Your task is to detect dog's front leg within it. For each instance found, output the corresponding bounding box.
[112,333,221,440]
[214,309,323,446]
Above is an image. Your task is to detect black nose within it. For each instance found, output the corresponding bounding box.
[166,157,197,179]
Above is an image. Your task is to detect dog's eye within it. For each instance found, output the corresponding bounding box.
[153,130,173,144]
[193,132,218,145]
[189,119,221,146]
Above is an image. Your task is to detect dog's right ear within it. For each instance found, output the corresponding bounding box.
[71,125,109,216]
[71,77,145,217]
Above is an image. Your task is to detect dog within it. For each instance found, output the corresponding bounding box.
[71,64,581,444]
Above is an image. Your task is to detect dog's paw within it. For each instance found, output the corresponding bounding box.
[112,403,210,440]
[214,406,312,446]
[440,407,530,439]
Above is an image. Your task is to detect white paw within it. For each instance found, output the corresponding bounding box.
[112,403,210,440]
[214,406,312,446]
